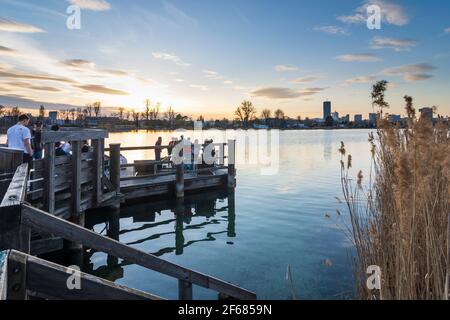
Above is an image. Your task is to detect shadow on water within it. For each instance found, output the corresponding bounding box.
[82,190,236,283]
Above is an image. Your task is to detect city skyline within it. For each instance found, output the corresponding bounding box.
[1,0,450,119]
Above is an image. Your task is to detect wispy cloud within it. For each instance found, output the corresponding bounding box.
[345,75,378,84]
[75,84,128,95]
[0,45,16,54]
[338,0,410,26]
[152,52,191,67]
[189,84,208,91]
[382,63,436,82]
[163,1,197,27]
[313,25,348,35]
[336,53,382,62]
[67,0,111,11]
[0,17,44,33]
[5,81,61,92]
[370,36,417,52]
[445,27,450,34]
[61,59,95,69]
[290,76,322,84]
[0,66,76,83]
[250,87,325,99]
[203,70,223,80]
[275,65,298,72]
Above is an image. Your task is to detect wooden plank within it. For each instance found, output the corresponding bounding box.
[6,250,27,300]
[43,143,55,214]
[0,163,28,207]
[40,129,108,143]
[21,204,256,300]
[109,144,121,194]
[0,250,7,300]
[71,141,82,216]
[30,237,64,256]
[0,148,23,174]
[8,250,161,300]
[92,139,103,206]
[178,279,193,300]
[0,164,30,253]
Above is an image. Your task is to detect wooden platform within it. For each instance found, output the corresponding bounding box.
[120,168,228,201]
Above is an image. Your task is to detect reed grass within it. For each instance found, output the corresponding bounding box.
[339,99,450,300]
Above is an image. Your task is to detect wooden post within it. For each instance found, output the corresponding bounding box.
[92,139,104,206]
[0,148,23,174]
[71,141,81,217]
[43,143,55,214]
[0,164,29,253]
[227,192,236,238]
[6,250,27,300]
[227,140,236,189]
[175,163,184,199]
[178,279,193,300]
[109,143,121,195]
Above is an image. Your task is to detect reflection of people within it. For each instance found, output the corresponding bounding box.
[155,137,162,161]
[7,114,33,164]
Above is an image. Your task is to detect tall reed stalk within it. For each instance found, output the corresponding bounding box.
[340,93,450,300]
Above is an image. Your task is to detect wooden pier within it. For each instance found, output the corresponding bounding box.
[0,128,254,300]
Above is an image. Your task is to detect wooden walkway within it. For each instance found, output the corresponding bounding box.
[0,128,253,300]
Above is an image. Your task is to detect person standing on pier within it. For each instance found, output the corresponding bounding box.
[31,120,43,160]
[6,114,33,164]
[155,136,162,162]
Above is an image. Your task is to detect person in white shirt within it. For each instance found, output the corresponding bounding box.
[6,114,34,163]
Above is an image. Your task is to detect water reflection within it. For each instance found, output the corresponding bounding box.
[83,190,236,282]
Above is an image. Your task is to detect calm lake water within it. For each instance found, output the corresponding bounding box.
[1,129,373,299]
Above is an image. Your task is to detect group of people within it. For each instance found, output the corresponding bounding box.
[6,114,90,164]
[155,136,217,168]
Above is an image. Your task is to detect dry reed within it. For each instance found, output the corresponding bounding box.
[340,98,450,300]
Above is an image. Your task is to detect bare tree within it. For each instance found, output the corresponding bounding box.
[274,109,285,120]
[261,109,271,120]
[93,101,101,117]
[125,110,131,121]
[235,100,256,127]
[165,106,176,124]
[118,107,125,120]
[85,104,93,117]
[0,105,5,117]
[144,99,151,120]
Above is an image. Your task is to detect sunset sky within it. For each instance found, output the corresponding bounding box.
[0,0,450,119]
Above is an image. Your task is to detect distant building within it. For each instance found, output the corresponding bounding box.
[388,114,401,123]
[369,113,378,124]
[332,111,339,122]
[419,107,433,121]
[354,114,363,123]
[323,101,331,120]
[48,111,58,123]
[341,114,350,123]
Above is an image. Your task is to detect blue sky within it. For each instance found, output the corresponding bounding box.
[0,0,449,118]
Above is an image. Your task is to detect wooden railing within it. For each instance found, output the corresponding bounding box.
[0,249,161,300]
[0,161,256,300]
[107,140,236,198]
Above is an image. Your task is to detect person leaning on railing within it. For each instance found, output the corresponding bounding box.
[6,114,34,164]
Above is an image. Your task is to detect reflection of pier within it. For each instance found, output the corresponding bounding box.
[83,191,236,282]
